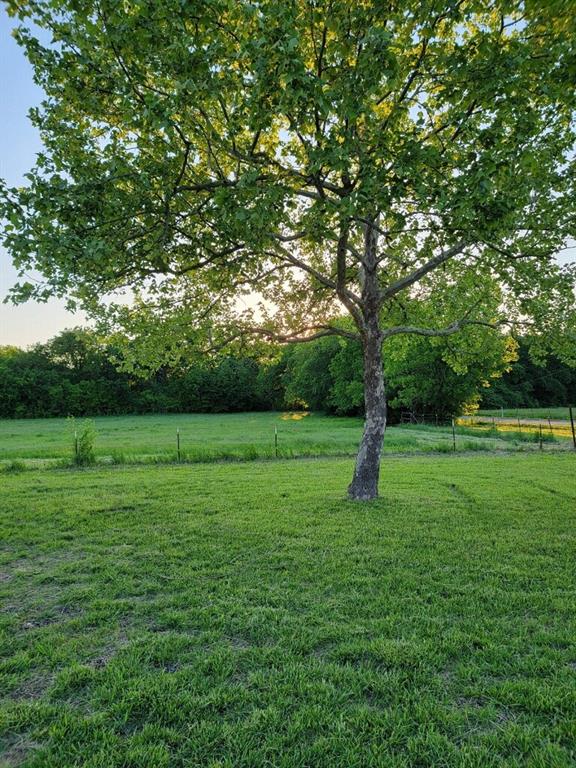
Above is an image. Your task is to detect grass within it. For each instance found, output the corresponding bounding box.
[1,454,576,766]
[463,413,574,441]
[0,412,359,462]
[476,407,572,421]
[0,412,571,468]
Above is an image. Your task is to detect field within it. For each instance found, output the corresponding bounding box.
[477,407,572,421]
[0,412,571,467]
[1,454,575,767]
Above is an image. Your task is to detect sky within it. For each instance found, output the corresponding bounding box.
[0,7,85,349]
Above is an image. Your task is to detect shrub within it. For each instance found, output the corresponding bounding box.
[69,418,96,466]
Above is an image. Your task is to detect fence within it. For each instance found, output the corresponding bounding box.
[399,408,576,450]
[399,412,452,426]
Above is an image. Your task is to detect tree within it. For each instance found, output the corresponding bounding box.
[42,327,99,372]
[326,340,365,416]
[480,338,576,408]
[282,323,515,418]
[384,329,516,419]
[2,0,575,498]
[0,329,281,418]
[283,336,341,410]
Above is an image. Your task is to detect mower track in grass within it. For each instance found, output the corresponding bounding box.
[0,454,575,767]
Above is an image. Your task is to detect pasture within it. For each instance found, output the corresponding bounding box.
[1,454,575,766]
[477,407,572,421]
[0,411,571,468]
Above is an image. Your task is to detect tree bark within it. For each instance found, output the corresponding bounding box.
[347,218,386,501]
[347,329,386,500]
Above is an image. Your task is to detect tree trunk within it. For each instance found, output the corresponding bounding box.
[346,216,385,500]
[348,330,386,501]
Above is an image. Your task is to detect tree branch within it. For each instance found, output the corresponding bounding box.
[252,325,360,343]
[380,240,468,301]
[381,319,504,340]
[266,243,362,307]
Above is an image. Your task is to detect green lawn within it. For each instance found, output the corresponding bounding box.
[477,407,572,421]
[1,455,575,767]
[0,412,568,466]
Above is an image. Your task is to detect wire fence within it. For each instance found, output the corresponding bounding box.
[2,408,575,473]
[399,408,576,450]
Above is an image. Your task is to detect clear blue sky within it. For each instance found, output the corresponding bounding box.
[0,7,84,348]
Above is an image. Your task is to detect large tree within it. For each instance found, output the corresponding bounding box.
[2,0,576,498]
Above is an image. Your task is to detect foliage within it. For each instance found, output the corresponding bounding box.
[2,326,572,422]
[283,337,341,411]
[281,327,516,419]
[327,339,365,416]
[384,329,517,417]
[0,329,279,418]
[1,455,575,766]
[1,0,575,366]
[480,339,576,408]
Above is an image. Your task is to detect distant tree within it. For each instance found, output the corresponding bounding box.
[481,339,576,408]
[284,325,514,419]
[385,331,516,418]
[2,1,576,497]
[327,341,365,416]
[255,358,288,412]
[283,337,341,411]
[0,346,21,360]
[42,327,99,372]
[0,329,282,418]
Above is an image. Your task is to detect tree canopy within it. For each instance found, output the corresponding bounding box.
[0,326,547,420]
[2,0,575,496]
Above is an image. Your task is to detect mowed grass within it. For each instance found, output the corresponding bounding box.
[1,454,575,767]
[0,412,569,466]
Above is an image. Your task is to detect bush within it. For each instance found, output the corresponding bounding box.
[70,419,97,466]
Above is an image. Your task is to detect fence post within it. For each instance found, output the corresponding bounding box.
[452,418,456,452]
[177,428,181,462]
[570,406,576,450]
[539,424,543,451]
[274,426,278,458]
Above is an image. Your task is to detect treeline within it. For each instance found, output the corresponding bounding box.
[478,343,576,409]
[0,328,573,420]
[0,330,279,418]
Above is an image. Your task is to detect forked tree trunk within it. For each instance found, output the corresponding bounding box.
[348,330,386,501]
